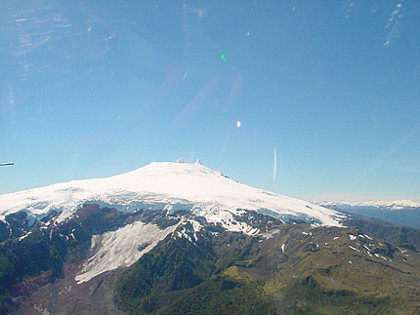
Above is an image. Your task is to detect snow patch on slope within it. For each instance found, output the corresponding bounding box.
[204,209,260,235]
[75,220,180,284]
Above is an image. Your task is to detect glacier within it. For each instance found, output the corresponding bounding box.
[0,161,343,227]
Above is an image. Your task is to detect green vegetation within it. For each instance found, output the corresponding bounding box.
[2,205,420,314]
[0,227,67,313]
[116,224,420,315]
[115,232,217,313]
[153,275,276,315]
[0,254,15,315]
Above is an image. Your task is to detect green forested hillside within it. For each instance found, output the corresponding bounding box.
[116,223,420,315]
[2,207,420,315]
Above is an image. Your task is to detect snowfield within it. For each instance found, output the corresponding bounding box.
[0,161,343,227]
[75,220,180,284]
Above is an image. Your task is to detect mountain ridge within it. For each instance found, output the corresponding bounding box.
[317,199,420,210]
[317,200,420,230]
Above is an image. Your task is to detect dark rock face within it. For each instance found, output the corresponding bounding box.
[0,220,11,243]
[4,211,30,239]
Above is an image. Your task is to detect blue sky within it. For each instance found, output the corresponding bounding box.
[1,1,420,203]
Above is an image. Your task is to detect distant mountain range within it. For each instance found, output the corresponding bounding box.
[0,162,420,314]
[316,200,420,230]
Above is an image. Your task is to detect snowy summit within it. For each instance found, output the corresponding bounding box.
[0,161,343,227]
[1,161,346,283]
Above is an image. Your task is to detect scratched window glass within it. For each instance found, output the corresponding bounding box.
[1,1,420,203]
[1,1,420,314]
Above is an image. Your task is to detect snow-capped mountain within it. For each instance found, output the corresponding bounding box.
[0,161,343,227]
[316,199,420,230]
[0,161,343,286]
[317,200,420,210]
[2,162,420,314]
